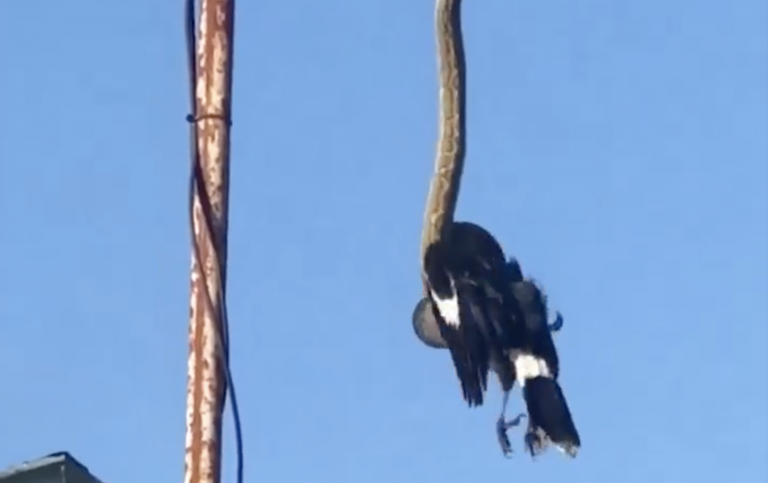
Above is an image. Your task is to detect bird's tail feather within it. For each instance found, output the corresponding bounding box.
[523,376,580,457]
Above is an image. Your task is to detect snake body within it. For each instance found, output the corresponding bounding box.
[420,0,467,285]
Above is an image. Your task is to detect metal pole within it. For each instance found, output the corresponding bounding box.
[184,0,235,482]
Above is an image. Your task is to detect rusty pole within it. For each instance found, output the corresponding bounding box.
[184,0,235,482]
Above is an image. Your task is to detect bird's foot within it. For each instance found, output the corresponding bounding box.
[525,426,548,459]
[496,413,526,458]
[548,311,564,333]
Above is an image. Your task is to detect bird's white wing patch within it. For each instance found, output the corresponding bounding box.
[511,352,552,385]
[430,285,460,328]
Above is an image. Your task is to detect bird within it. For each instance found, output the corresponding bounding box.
[415,221,570,456]
[505,258,581,458]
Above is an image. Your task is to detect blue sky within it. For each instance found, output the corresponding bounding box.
[1,0,766,482]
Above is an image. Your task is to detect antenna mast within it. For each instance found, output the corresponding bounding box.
[184,0,235,482]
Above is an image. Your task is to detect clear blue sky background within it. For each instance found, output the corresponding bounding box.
[1,0,766,482]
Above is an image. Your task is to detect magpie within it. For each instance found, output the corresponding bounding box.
[416,222,564,455]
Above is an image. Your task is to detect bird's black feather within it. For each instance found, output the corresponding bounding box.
[523,376,580,457]
[423,240,490,407]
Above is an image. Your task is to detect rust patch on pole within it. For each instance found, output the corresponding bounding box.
[184,0,235,483]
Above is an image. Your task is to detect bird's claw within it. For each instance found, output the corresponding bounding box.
[525,427,547,459]
[524,431,538,458]
[496,413,526,458]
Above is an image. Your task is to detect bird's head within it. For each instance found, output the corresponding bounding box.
[411,297,448,349]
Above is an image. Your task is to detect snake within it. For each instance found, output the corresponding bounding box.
[420,0,467,291]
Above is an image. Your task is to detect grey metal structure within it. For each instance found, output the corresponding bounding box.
[0,452,105,483]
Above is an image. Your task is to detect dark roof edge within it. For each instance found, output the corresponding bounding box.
[0,452,102,482]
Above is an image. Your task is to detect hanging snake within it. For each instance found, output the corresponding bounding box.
[420,0,467,291]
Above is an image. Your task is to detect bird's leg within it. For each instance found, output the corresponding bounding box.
[548,311,564,333]
[525,431,539,458]
[496,391,513,457]
[496,390,526,458]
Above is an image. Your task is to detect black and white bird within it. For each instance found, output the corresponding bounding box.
[414,222,579,458]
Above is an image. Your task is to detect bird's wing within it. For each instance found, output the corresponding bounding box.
[449,222,528,352]
[423,239,490,406]
[468,276,517,348]
[431,285,490,407]
[512,279,551,332]
[412,279,518,353]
